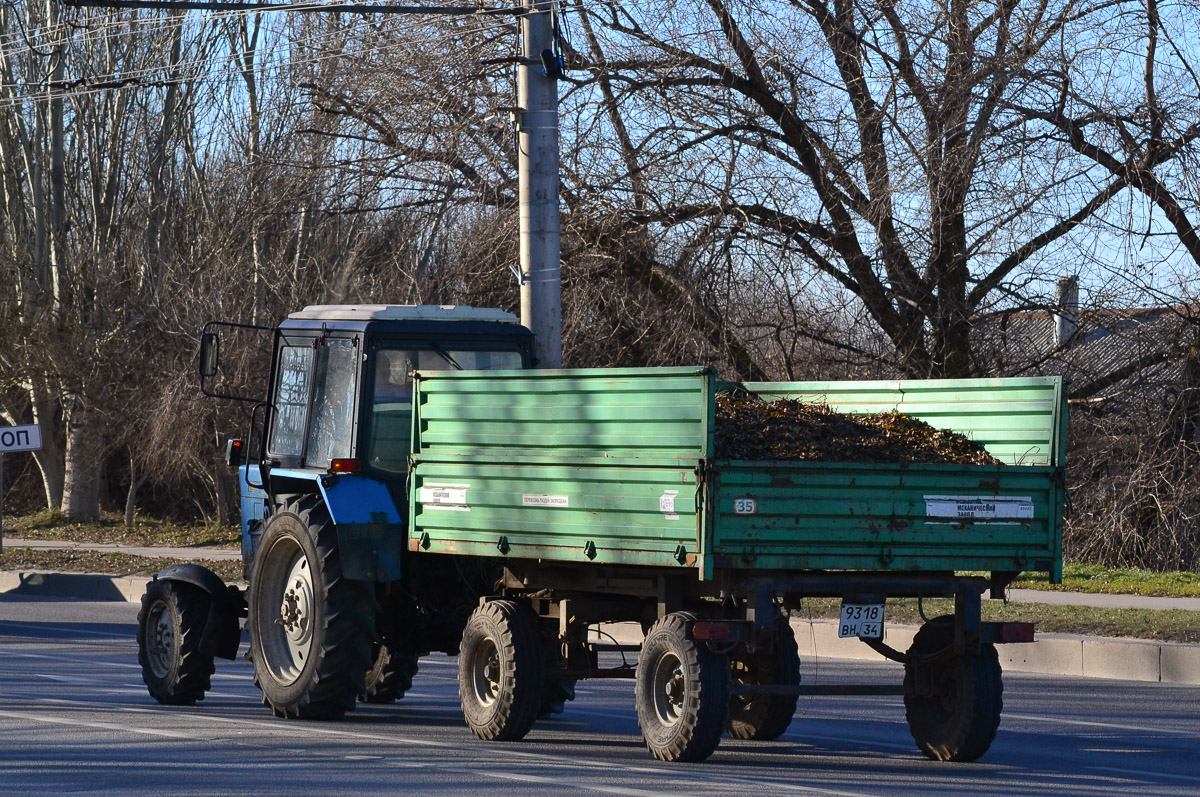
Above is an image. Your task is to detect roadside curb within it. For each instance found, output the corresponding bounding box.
[593,618,1200,687]
[5,570,1199,686]
[788,619,1200,687]
[0,570,148,602]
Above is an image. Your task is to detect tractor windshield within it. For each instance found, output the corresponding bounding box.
[366,348,523,474]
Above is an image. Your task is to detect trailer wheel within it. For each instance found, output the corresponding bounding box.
[903,616,1003,762]
[636,612,731,762]
[248,499,374,719]
[360,643,419,704]
[538,636,578,718]
[137,579,215,705]
[727,617,800,740]
[458,600,543,741]
[538,678,577,718]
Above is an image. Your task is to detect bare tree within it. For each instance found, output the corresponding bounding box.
[0,6,222,519]
[557,0,1162,377]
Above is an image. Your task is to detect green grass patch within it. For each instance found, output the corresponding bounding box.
[4,511,239,548]
[1012,563,1200,598]
[796,597,1200,644]
[1,547,243,584]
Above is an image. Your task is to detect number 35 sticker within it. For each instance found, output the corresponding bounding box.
[734,497,758,515]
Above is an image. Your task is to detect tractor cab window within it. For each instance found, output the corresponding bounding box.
[366,347,523,474]
[305,338,358,469]
[268,342,314,458]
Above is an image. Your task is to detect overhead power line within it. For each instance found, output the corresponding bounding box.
[59,0,519,15]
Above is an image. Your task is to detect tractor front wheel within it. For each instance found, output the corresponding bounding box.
[137,579,215,705]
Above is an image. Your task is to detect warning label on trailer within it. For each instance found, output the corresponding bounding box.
[522,494,569,508]
[924,495,1034,520]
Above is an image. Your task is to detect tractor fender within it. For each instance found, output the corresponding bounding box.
[316,473,404,582]
[152,564,246,661]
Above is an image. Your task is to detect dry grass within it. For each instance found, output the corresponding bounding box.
[1,547,243,584]
[5,510,239,548]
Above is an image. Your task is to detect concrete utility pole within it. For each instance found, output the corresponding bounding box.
[517,0,562,368]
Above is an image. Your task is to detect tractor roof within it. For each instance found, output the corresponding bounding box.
[288,305,520,324]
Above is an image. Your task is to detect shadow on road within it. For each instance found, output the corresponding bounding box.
[2,573,129,601]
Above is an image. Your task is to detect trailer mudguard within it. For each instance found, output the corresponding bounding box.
[152,563,245,661]
[317,472,404,582]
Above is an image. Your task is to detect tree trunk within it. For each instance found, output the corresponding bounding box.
[60,400,102,522]
[125,452,149,528]
[29,394,64,510]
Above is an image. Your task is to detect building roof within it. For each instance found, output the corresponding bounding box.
[973,306,1196,402]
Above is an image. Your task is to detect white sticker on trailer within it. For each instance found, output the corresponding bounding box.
[523,494,569,508]
[925,495,1034,520]
[659,490,680,520]
[419,483,470,511]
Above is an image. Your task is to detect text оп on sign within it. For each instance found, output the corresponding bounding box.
[0,424,41,453]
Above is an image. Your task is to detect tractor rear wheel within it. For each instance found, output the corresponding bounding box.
[137,579,214,705]
[248,499,374,719]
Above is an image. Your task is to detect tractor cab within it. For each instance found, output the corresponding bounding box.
[200,304,534,577]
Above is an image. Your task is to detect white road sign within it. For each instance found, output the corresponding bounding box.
[0,424,42,453]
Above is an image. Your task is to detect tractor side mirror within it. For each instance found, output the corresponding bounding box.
[200,332,220,379]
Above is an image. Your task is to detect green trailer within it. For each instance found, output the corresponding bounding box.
[410,366,1066,762]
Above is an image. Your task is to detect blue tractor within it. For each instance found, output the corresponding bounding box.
[136,305,536,717]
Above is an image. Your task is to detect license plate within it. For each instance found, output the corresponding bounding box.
[838,603,884,639]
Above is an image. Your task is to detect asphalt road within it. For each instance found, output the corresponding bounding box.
[2,595,1199,796]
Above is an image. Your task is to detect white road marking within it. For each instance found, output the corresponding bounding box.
[397,762,672,797]
[1,649,142,669]
[782,731,917,753]
[0,621,132,639]
[0,647,247,680]
[93,702,877,796]
[0,709,211,740]
[1005,712,1200,738]
[1087,766,1200,784]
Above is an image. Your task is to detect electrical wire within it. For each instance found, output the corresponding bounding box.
[0,1,519,66]
[62,0,506,15]
[0,0,533,97]
[0,9,520,107]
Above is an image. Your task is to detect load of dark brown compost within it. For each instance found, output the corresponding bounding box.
[714,390,1001,465]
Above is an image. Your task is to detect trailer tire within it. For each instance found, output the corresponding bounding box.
[137,579,215,705]
[360,643,419,704]
[538,678,577,718]
[538,636,578,718]
[636,612,731,762]
[727,618,800,740]
[248,498,374,719]
[458,600,543,741]
[903,616,1003,762]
